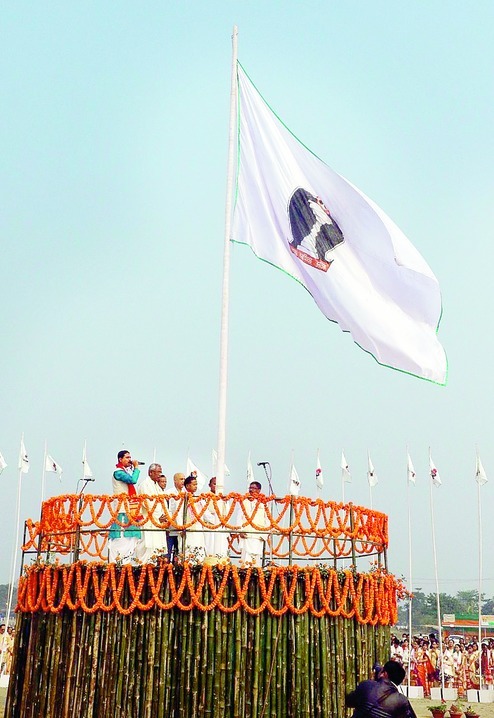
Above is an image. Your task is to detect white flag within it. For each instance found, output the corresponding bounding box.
[247,452,255,484]
[407,452,416,484]
[232,65,447,385]
[82,446,93,480]
[45,454,62,475]
[315,450,324,490]
[367,453,378,488]
[0,452,7,473]
[429,452,441,487]
[212,448,230,477]
[476,454,487,486]
[341,451,351,483]
[186,457,207,491]
[18,438,29,474]
[289,463,301,496]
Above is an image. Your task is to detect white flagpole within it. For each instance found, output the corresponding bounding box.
[3,439,25,665]
[152,447,157,463]
[406,448,413,690]
[41,439,47,504]
[429,447,445,694]
[341,451,345,504]
[216,25,238,495]
[476,448,484,687]
[367,451,373,510]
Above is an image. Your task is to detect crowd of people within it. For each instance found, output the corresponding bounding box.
[108,449,270,567]
[390,632,494,696]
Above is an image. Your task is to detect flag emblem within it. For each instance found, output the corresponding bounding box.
[288,188,344,271]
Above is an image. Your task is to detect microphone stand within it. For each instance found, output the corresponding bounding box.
[258,462,274,565]
[73,477,95,562]
[259,462,274,497]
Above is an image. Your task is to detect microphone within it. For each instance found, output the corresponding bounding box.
[137,461,145,466]
[257,461,269,467]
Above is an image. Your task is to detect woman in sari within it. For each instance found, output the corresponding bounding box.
[442,639,456,688]
[453,643,467,696]
[415,640,434,697]
[481,643,492,688]
[467,643,480,689]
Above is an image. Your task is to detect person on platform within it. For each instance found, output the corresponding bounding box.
[346,660,417,718]
[204,476,229,562]
[136,463,168,563]
[236,481,270,567]
[167,472,186,561]
[108,449,142,564]
[183,473,210,564]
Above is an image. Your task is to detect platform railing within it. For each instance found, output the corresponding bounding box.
[21,493,388,570]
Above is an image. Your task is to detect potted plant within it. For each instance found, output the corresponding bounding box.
[464,707,479,718]
[449,704,463,718]
[428,705,447,718]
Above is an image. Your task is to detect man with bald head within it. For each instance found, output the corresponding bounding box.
[136,463,168,564]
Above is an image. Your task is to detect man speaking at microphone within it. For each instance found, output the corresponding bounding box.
[108,449,142,564]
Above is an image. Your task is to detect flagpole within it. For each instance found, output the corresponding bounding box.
[1,466,22,676]
[429,448,445,694]
[406,449,413,690]
[41,439,47,504]
[341,451,345,504]
[476,449,484,687]
[367,451,373,510]
[216,24,238,495]
[3,441,25,664]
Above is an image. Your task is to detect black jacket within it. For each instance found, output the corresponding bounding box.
[346,679,417,718]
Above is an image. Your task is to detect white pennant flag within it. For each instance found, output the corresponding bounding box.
[18,437,29,474]
[341,451,351,483]
[186,457,207,491]
[247,452,255,484]
[429,452,441,487]
[289,463,301,496]
[315,450,324,491]
[82,445,93,480]
[475,454,488,487]
[212,448,230,477]
[232,64,447,385]
[0,451,7,473]
[367,452,378,488]
[407,452,416,484]
[45,454,63,475]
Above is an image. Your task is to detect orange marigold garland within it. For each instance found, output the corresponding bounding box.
[17,562,402,625]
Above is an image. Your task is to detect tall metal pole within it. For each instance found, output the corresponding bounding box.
[429,452,445,695]
[407,459,413,690]
[476,449,484,688]
[216,25,238,495]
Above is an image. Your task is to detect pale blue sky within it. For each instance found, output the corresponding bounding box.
[1,2,493,599]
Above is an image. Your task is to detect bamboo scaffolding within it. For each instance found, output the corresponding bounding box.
[6,565,391,718]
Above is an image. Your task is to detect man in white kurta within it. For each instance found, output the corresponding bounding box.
[236,482,270,567]
[204,477,229,562]
[108,449,141,564]
[135,463,169,564]
[183,474,209,564]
